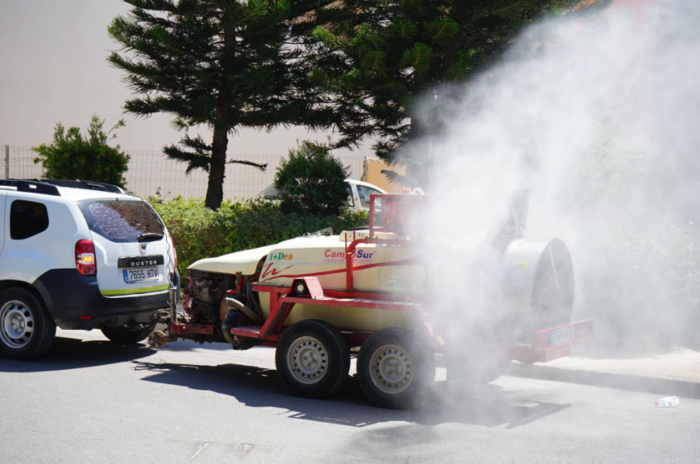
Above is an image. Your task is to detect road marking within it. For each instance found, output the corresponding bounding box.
[189,442,210,461]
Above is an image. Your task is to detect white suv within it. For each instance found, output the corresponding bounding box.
[0,179,178,360]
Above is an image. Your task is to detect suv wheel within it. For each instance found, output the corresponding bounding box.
[0,288,56,360]
[101,323,156,345]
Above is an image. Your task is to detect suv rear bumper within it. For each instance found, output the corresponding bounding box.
[33,269,179,330]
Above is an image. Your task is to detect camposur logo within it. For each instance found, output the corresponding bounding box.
[323,249,375,262]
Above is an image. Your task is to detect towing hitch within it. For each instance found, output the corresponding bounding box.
[147,285,181,349]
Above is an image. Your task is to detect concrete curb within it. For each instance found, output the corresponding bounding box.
[507,363,700,399]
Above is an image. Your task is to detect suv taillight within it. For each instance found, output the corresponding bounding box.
[76,239,96,276]
[169,235,178,269]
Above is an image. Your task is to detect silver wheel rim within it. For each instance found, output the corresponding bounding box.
[369,344,414,395]
[287,336,328,385]
[0,300,35,349]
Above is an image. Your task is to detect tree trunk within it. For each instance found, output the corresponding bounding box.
[204,23,235,210]
[443,0,467,72]
[204,126,228,210]
[404,117,431,190]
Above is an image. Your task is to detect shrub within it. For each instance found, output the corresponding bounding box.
[274,141,351,215]
[558,123,699,349]
[151,197,368,277]
[33,115,130,187]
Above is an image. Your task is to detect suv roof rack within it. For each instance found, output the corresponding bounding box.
[0,179,61,196]
[23,179,125,194]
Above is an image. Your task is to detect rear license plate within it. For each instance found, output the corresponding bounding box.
[123,267,159,284]
[549,326,575,346]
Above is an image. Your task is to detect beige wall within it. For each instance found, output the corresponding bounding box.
[362,158,407,193]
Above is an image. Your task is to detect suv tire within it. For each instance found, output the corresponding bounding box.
[0,288,56,360]
[101,323,156,345]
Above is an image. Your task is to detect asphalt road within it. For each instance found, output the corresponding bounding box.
[0,330,697,464]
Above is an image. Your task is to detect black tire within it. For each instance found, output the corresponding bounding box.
[357,328,435,410]
[0,288,55,360]
[275,320,350,399]
[101,323,156,345]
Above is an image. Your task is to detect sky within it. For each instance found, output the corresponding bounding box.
[0,0,370,156]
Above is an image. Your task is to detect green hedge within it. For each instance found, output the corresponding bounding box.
[151,197,368,277]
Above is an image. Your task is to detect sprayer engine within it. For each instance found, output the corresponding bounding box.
[182,270,265,348]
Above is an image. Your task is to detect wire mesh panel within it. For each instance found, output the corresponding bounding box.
[124,150,210,199]
[5,146,45,180]
[124,151,365,200]
[2,145,365,201]
[0,145,5,180]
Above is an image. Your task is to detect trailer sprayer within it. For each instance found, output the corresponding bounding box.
[148,192,592,409]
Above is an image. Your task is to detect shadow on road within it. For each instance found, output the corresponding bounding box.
[133,360,569,429]
[0,335,155,373]
[424,381,571,429]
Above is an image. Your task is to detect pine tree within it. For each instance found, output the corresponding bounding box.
[108,0,340,209]
[308,0,610,188]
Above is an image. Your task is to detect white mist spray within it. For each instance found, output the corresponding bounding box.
[407,1,700,375]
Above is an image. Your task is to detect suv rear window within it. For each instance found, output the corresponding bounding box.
[10,200,49,240]
[77,200,164,243]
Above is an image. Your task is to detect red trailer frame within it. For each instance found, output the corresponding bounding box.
[163,193,593,364]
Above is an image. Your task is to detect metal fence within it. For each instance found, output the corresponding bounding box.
[1,145,366,200]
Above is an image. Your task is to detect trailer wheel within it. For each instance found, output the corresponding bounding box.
[357,328,435,410]
[276,320,350,399]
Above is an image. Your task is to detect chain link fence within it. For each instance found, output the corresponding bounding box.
[0,145,366,200]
